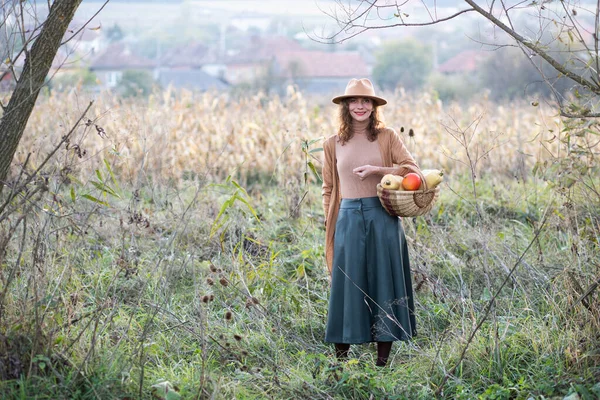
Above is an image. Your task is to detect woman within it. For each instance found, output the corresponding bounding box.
[322,78,417,367]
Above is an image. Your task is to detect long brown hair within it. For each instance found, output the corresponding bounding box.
[337,99,385,145]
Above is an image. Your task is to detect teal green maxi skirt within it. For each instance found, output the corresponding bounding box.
[325,196,416,344]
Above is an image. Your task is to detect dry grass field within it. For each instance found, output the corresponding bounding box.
[1,88,598,399]
[17,87,563,187]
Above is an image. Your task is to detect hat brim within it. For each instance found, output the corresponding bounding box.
[331,94,387,106]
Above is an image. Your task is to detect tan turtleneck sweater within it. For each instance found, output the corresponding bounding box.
[336,120,382,198]
[321,125,418,274]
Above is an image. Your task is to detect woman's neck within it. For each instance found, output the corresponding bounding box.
[352,119,370,135]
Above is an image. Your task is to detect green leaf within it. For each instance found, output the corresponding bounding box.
[307,137,323,146]
[234,192,261,223]
[231,179,251,198]
[575,383,595,400]
[150,381,181,400]
[70,187,76,203]
[563,392,581,400]
[90,180,108,192]
[307,161,322,183]
[82,194,109,206]
[103,159,121,195]
[67,174,83,185]
[591,382,600,397]
[270,250,281,263]
[308,147,323,154]
[481,287,492,301]
[213,195,236,227]
[90,181,118,197]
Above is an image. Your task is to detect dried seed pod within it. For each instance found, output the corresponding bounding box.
[234,334,242,341]
[206,277,214,285]
[225,311,233,320]
[219,277,229,287]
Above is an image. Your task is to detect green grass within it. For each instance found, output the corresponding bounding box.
[0,172,599,399]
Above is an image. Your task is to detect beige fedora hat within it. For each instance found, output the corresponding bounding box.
[332,78,387,106]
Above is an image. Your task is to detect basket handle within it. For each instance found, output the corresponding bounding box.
[396,164,428,191]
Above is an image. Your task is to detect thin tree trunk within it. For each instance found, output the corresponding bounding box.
[0,0,83,193]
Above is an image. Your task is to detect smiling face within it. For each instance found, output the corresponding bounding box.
[337,97,384,144]
[348,97,374,123]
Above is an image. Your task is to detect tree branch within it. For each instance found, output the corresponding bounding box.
[0,101,93,216]
[61,0,110,46]
[463,0,600,94]
[0,0,84,189]
[314,8,475,43]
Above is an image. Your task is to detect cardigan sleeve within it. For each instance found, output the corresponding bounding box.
[388,128,419,176]
[321,137,335,226]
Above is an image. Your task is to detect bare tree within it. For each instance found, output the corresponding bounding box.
[0,0,96,193]
[317,0,600,117]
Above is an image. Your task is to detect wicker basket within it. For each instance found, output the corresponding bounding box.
[376,165,440,217]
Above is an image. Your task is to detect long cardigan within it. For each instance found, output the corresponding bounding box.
[321,127,418,275]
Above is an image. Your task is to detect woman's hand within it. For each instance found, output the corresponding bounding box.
[352,165,381,180]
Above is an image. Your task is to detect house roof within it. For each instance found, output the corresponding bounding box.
[160,43,212,68]
[274,51,369,78]
[10,46,85,70]
[90,43,156,70]
[158,69,229,91]
[50,47,88,70]
[226,35,304,64]
[437,50,487,74]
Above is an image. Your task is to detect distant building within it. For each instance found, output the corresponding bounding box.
[63,22,106,57]
[49,46,89,80]
[1,21,105,90]
[222,34,372,95]
[158,69,229,91]
[90,43,156,88]
[160,43,210,69]
[157,43,229,91]
[224,35,304,85]
[437,50,487,74]
[159,42,227,80]
[273,50,370,94]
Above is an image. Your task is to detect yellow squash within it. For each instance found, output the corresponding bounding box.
[380,174,404,190]
[421,169,444,189]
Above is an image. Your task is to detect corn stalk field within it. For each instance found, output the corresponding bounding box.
[0,88,598,399]
[17,87,565,186]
